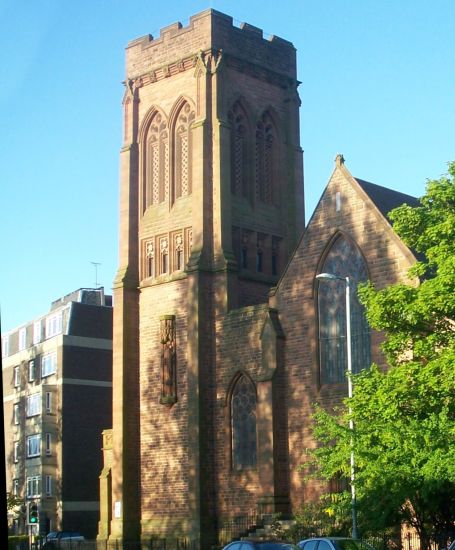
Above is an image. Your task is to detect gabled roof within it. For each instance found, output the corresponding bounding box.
[355,177,420,221]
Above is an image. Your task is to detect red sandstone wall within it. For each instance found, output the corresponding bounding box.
[215,304,268,517]
[273,164,416,509]
[139,278,189,525]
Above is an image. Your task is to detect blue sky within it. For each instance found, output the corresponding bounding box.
[0,0,454,332]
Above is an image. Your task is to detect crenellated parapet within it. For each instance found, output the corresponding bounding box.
[125,9,297,87]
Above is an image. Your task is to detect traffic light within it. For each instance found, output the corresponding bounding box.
[27,501,39,525]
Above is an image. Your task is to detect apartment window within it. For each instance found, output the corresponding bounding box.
[14,442,19,463]
[13,478,19,496]
[45,312,62,339]
[26,394,41,417]
[26,476,41,498]
[45,433,52,456]
[14,366,20,388]
[28,360,36,383]
[14,403,20,425]
[45,475,52,496]
[45,392,52,414]
[41,352,57,378]
[26,434,41,458]
[18,328,27,351]
[33,321,42,344]
[2,335,9,358]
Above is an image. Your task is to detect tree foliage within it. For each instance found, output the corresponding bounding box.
[307,162,455,539]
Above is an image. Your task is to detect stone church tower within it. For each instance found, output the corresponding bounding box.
[108,9,304,546]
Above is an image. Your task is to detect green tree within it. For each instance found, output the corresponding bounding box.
[307,162,455,542]
[7,492,22,513]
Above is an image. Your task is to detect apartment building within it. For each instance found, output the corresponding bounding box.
[2,287,112,539]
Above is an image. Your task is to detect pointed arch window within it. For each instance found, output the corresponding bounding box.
[255,112,277,206]
[228,101,249,198]
[174,102,195,200]
[317,235,371,384]
[231,374,257,470]
[145,112,168,209]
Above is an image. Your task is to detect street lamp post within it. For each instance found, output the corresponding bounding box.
[316,272,358,539]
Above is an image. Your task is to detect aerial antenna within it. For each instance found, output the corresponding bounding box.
[91,262,101,288]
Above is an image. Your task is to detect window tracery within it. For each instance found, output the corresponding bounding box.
[145,112,168,209]
[255,112,277,206]
[317,235,371,384]
[228,101,249,198]
[174,102,195,200]
[231,374,257,470]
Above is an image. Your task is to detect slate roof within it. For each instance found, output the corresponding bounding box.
[355,177,420,221]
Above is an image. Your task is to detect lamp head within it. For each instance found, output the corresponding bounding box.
[316,272,341,281]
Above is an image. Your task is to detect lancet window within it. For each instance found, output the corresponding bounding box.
[317,235,371,384]
[255,112,277,206]
[231,374,257,470]
[228,101,249,198]
[174,102,195,200]
[145,112,169,209]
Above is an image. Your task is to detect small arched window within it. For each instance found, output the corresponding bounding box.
[145,112,168,209]
[317,235,371,384]
[231,374,257,470]
[228,101,249,198]
[174,102,195,201]
[255,111,277,206]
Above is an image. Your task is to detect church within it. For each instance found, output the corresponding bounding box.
[98,9,418,548]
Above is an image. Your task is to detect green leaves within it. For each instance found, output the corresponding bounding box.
[306,162,455,537]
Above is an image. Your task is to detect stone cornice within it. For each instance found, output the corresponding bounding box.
[125,48,298,92]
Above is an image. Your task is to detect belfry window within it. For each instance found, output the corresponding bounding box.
[255,112,277,206]
[317,235,371,384]
[174,102,195,201]
[231,374,257,470]
[145,112,168,209]
[228,101,249,198]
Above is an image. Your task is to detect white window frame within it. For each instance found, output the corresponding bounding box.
[14,441,19,463]
[41,352,57,378]
[26,434,41,458]
[13,478,19,496]
[33,321,42,344]
[45,392,52,414]
[18,327,26,351]
[2,335,9,358]
[26,393,41,417]
[45,312,62,339]
[26,476,41,498]
[14,403,20,425]
[14,366,20,388]
[45,475,52,496]
[28,360,36,383]
[45,433,52,456]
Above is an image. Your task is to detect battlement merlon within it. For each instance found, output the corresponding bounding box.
[125,9,296,81]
